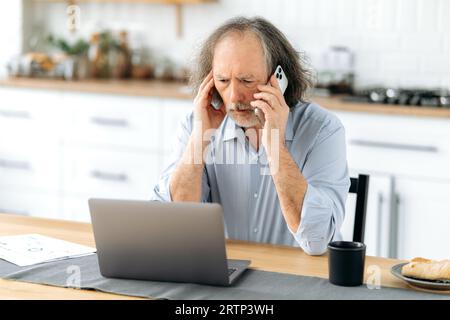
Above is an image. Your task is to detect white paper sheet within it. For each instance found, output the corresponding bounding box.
[0,234,96,267]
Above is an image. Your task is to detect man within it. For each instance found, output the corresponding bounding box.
[151,16,350,256]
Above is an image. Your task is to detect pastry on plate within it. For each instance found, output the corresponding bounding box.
[401,257,450,281]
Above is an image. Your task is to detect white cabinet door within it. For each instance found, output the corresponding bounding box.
[335,110,450,260]
[364,174,394,258]
[61,196,92,223]
[61,143,164,221]
[396,178,450,261]
[63,92,163,151]
[0,87,63,143]
[335,111,450,181]
[0,137,60,192]
[161,99,191,155]
[62,145,163,199]
[0,189,60,219]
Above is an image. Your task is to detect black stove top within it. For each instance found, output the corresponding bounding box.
[344,88,450,108]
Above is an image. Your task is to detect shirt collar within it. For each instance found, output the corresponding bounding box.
[221,114,240,142]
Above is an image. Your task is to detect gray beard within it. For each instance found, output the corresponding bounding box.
[227,102,261,128]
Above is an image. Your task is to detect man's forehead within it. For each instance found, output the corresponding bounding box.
[213,64,266,79]
[214,72,257,78]
[212,32,267,76]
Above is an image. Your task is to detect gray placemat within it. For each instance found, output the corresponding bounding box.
[0,254,449,300]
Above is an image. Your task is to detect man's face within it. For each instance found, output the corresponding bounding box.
[212,32,268,128]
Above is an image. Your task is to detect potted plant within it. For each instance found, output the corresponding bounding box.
[47,34,90,80]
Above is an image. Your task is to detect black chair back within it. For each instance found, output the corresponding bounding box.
[349,174,369,243]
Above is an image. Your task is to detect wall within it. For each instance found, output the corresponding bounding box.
[20,0,450,89]
[0,1,23,77]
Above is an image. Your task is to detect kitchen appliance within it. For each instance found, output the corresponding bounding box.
[344,87,450,108]
[316,46,355,94]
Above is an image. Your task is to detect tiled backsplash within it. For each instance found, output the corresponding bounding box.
[18,0,450,89]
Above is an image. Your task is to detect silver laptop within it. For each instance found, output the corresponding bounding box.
[88,199,251,286]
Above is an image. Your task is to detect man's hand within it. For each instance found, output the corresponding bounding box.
[170,71,226,202]
[250,74,290,158]
[251,75,305,233]
[173,71,307,231]
[193,70,227,135]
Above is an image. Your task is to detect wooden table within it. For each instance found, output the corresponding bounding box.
[0,213,415,300]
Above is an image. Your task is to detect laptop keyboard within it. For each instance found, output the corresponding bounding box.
[228,268,237,276]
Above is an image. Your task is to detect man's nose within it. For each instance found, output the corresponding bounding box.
[229,81,245,104]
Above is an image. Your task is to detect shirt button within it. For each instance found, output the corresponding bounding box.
[253,193,258,198]
[253,228,258,233]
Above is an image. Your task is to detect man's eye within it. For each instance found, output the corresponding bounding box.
[243,80,254,84]
[218,79,229,83]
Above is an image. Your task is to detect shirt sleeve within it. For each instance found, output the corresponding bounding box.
[150,111,211,203]
[288,120,350,256]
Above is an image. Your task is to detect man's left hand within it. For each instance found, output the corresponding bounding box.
[251,74,290,158]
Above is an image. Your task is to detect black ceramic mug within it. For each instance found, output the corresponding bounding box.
[328,241,366,287]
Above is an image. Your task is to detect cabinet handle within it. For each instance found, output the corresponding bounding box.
[0,158,32,171]
[376,192,384,257]
[388,177,399,259]
[349,139,438,153]
[90,170,129,183]
[0,110,31,119]
[90,116,129,128]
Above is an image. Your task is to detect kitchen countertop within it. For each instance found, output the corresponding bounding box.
[1,77,450,119]
[0,77,193,100]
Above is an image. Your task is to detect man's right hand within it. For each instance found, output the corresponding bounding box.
[170,71,226,202]
[193,70,226,134]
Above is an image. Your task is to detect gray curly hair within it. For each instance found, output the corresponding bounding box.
[189,16,314,107]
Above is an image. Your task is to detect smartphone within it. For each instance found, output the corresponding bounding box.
[273,65,288,95]
[254,65,288,125]
[211,88,222,110]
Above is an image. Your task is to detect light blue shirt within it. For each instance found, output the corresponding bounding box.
[151,101,350,255]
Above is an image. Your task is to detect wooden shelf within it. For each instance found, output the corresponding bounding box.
[33,0,217,37]
[34,0,215,4]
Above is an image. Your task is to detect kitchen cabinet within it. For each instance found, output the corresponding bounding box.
[0,189,60,219]
[0,87,63,143]
[62,145,163,199]
[0,138,61,192]
[62,92,164,151]
[161,98,191,154]
[363,174,394,259]
[0,88,62,193]
[338,111,450,180]
[396,178,450,261]
[0,86,189,222]
[335,110,450,260]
